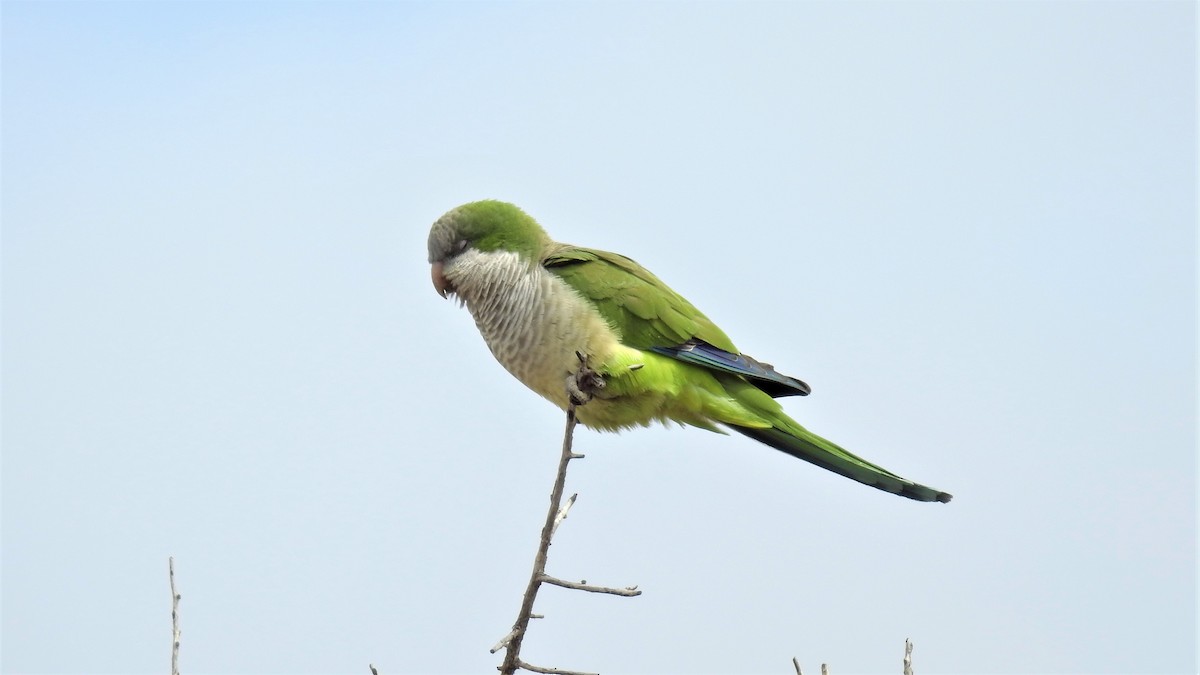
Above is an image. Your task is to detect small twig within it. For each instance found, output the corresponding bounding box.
[821,664,829,675]
[491,628,520,654]
[368,665,380,675]
[169,557,181,675]
[539,574,641,597]
[516,659,599,675]
[792,656,802,675]
[903,639,913,675]
[550,493,577,537]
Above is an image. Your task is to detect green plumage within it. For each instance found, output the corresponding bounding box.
[545,246,737,353]
[428,200,953,503]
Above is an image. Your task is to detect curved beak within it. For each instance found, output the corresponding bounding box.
[431,261,449,298]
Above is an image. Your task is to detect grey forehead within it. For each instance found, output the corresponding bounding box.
[426,211,461,263]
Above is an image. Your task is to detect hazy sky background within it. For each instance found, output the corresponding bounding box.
[3,2,1195,674]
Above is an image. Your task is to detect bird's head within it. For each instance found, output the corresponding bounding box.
[427,200,552,298]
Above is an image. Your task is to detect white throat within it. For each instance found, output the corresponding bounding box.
[442,249,619,406]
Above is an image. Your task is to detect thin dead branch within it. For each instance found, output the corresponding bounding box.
[539,575,640,597]
[516,659,599,675]
[495,354,639,675]
[169,557,180,675]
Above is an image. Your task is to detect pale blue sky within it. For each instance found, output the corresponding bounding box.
[2,2,1195,674]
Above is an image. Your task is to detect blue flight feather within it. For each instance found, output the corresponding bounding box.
[650,340,811,398]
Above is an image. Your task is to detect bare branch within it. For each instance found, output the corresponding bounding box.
[539,574,641,597]
[169,557,180,675]
[496,354,638,675]
[516,658,599,675]
[821,665,829,675]
[903,639,913,675]
[497,386,586,674]
[368,665,379,675]
[792,657,803,675]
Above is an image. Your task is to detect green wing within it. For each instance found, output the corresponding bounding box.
[545,245,810,398]
[543,245,737,352]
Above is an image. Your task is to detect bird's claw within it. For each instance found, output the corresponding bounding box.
[566,351,606,406]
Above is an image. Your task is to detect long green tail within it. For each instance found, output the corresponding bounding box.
[731,423,953,503]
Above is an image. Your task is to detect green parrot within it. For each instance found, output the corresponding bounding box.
[427,200,952,503]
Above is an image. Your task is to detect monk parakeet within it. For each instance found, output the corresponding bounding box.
[427,200,952,503]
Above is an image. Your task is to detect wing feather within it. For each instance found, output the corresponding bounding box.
[544,245,809,397]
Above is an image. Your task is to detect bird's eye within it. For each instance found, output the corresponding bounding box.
[454,239,468,253]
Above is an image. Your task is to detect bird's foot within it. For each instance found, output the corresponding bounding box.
[566,351,606,406]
